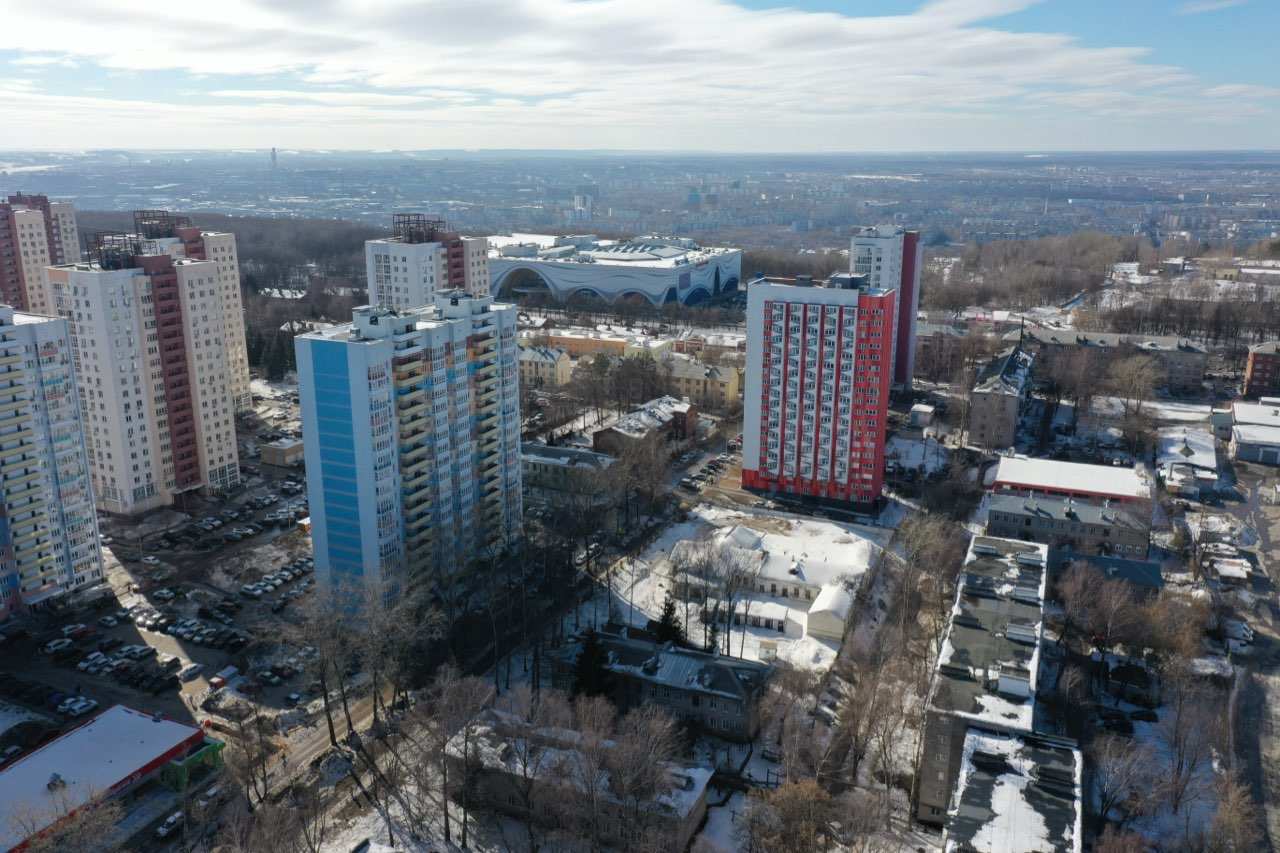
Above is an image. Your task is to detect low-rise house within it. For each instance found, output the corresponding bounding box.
[967,346,1034,449]
[445,708,712,851]
[592,396,696,457]
[1011,326,1207,393]
[1156,426,1218,497]
[521,443,619,524]
[985,493,1150,559]
[669,520,878,642]
[553,629,772,742]
[519,346,572,388]
[260,437,304,467]
[1230,424,1280,465]
[663,354,740,411]
[1064,553,1163,594]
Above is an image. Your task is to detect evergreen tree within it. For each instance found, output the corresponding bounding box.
[572,628,614,698]
[655,592,686,646]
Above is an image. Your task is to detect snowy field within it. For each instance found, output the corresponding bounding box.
[0,701,42,738]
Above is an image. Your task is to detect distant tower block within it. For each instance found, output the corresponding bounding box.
[271,147,278,169]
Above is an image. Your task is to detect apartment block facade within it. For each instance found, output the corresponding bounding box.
[1245,341,1280,399]
[45,227,245,516]
[296,293,522,603]
[850,225,921,387]
[0,194,79,315]
[742,276,896,506]
[366,214,489,312]
[0,307,102,620]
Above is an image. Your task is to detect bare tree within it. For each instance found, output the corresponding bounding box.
[226,713,279,806]
[557,694,616,851]
[1089,733,1155,832]
[607,705,681,840]
[1207,772,1264,852]
[1106,354,1160,420]
[9,789,123,853]
[492,686,573,852]
[286,782,333,853]
[421,664,492,847]
[738,780,834,853]
[1158,672,1222,815]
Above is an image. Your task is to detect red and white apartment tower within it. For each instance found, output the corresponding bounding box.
[741,274,896,506]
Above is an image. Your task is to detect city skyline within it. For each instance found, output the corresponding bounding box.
[1,0,1278,152]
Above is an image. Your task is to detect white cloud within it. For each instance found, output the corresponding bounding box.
[0,0,1273,150]
[1176,0,1247,14]
[9,53,79,68]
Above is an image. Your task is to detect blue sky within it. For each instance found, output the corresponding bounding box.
[1,0,1276,152]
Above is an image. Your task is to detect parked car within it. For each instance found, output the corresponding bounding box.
[60,624,87,638]
[97,616,117,628]
[178,663,204,682]
[42,638,73,654]
[155,811,184,839]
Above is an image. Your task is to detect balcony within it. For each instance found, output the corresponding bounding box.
[400,442,430,464]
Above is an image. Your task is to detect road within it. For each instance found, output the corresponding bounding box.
[1232,464,1280,850]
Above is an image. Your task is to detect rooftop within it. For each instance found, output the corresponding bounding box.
[521,442,615,471]
[973,346,1034,397]
[1012,327,1206,355]
[519,346,567,365]
[944,730,1083,853]
[1232,401,1280,427]
[489,234,737,269]
[664,354,734,383]
[1156,426,1218,473]
[993,456,1150,501]
[672,519,882,590]
[0,706,206,851]
[987,493,1150,533]
[1232,423,1280,447]
[604,395,691,439]
[594,630,771,701]
[931,536,1049,731]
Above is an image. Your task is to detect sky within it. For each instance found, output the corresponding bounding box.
[0,0,1277,153]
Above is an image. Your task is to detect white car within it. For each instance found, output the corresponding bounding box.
[155,811,184,839]
[178,663,204,682]
[141,556,161,566]
[77,652,106,672]
[68,699,98,717]
[42,638,73,654]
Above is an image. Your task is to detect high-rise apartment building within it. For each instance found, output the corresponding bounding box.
[296,291,522,603]
[0,306,102,620]
[0,193,80,315]
[850,225,921,388]
[741,274,896,506]
[366,214,490,312]
[45,221,246,516]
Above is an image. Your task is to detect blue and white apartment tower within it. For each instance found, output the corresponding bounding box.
[295,291,522,605]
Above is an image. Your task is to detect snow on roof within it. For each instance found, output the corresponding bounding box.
[1157,426,1217,473]
[521,442,615,471]
[809,584,854,620]
[1232,423,1280,448]
[993,456,1149,501]
[0,706,205,851]
[691,520,882,589]
[945,730,1082,853]
[605,396,691,439]
[1232,401,1280,427]
[931,537,1048,732]
[973,346,1034,397]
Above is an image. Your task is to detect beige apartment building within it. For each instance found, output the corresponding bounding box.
[664,354,740,411]
[968,346,1034,449]
[46,218,249,515]
[985,493,1150,558]
[518,346,571,388]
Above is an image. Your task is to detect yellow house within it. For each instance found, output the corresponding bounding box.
[664,354,741,411]
[519,346,572,388]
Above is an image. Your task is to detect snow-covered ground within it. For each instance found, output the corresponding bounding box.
[0,701,43,738]
[885,434,949,475]
[1091,397,1212,424]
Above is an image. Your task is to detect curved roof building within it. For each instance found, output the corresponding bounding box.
[489,234,741,307]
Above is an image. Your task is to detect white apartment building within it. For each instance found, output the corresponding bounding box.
[1,194,80,317]
[850,225,922,387]
[45,233,243,516]
[366,214,489,312]
[0,306,102,620]
[296,291,522,605]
